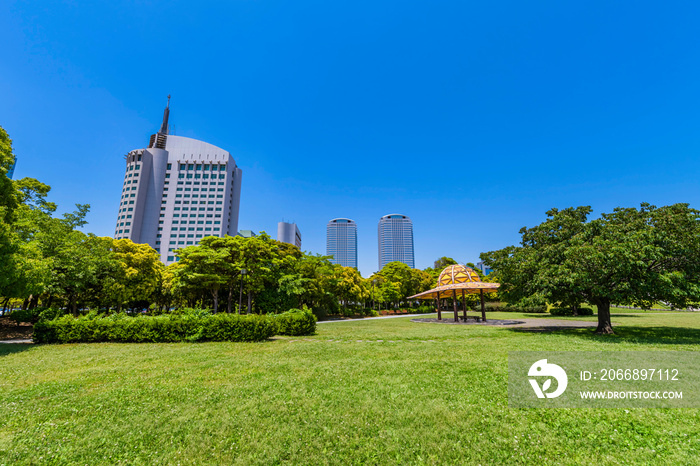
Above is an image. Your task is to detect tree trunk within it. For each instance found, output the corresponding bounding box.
[595,299,614,334]
[212,289,219,313]
[227,285,233,313]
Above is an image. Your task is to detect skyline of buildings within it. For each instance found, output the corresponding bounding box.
[277,221,301,248]
[113,99,243,264]
[326,218,358,269]
[378,214,415,270]
[104,103,475,273]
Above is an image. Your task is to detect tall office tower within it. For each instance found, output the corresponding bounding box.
[277,221,302,248]
[378,214,415,269]
[326,218,358,268]
[114,98,243,264]
[7,157,15,179]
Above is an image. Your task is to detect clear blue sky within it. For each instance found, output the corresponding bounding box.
[2,1,700,278]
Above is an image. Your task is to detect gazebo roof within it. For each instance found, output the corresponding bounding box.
[407,264,500,300]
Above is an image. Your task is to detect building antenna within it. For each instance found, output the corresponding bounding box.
[160,95,171,135]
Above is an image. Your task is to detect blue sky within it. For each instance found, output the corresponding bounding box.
[2,1,700,277]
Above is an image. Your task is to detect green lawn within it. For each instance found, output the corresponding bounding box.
[1,312,698,465]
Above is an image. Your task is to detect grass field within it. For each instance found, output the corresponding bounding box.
[1,312,699,465]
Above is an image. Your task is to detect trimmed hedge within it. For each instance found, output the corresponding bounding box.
[33,312,276,344]
[549,307,594,316]
[274,309,317,336]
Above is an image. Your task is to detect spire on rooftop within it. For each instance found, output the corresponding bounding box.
[159,95,171,134]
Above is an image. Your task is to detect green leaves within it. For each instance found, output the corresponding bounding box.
[482,203,700,333]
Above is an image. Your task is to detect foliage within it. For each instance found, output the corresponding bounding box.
[273,307,317,336]
[549,306,594,316]
[104,238,163,311]
[8,307,43,324]
[33,312,276,344]
[481,204,700,334]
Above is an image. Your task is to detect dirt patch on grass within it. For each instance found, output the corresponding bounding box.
[0,317,33,340]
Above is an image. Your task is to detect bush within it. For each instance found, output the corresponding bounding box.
[416,304,434,314]
[37,307,69,322]
[472,302,547,313]
[33,313,276,344]
[549,307,594,316]
[8,307,45,325]
[274,308,317,336]
[311,306,328,321]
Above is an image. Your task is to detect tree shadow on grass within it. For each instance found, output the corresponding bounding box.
[0,343,34,357]
[510,326,700,345]
[518,313,645,319]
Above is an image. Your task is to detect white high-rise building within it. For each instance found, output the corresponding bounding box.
[114,98,243,264]
[378,214,414,269]
[326,218,358,268]
[277,221,302,248]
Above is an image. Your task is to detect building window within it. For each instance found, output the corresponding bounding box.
[180,164,185,170]
[188,164,194,170]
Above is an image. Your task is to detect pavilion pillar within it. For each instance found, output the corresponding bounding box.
[461,289,467,320]
[480,289,486,322]
[437,291,441,320]
[452,289,459,322]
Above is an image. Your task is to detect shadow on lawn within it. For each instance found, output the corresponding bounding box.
[511,325,700,345]
[518,313,645,319]
[0,343,34,357]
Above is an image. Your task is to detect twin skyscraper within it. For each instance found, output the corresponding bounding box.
[326,214,415,272]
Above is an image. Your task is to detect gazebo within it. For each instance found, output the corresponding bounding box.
[407,264,500,322]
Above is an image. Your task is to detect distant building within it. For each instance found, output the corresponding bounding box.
[113,97,243,265]
[238,230,257,238]
[378,214,415,269]
[277,222,301,248]
[476,261,493,276]
[7,157,15,179]
[326,218,358,268]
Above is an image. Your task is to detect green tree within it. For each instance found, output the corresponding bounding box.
[105,238,163,311]
[481,204,700,334]
[174,242,230,313]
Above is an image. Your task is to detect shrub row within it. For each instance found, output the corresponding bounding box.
[33,312,277,344]
[274,309,317,336]
[549,307,594,316]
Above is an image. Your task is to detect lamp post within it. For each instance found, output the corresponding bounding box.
[238,269,247,314]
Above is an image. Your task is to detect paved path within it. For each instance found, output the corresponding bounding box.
[0,339,33,344]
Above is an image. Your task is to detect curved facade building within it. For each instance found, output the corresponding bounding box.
[114,100,242,264]
[278,221,302,248]
[378,214,414,269]
[326,218,358,268]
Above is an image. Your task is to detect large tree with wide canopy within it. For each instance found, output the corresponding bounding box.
[481,204,700,334]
